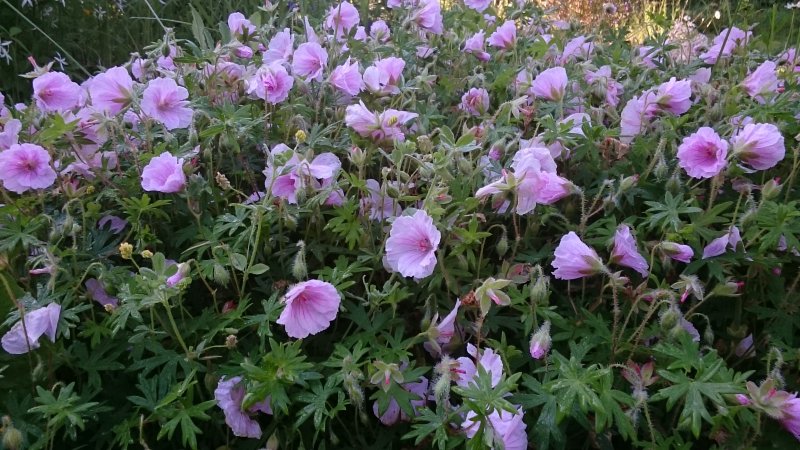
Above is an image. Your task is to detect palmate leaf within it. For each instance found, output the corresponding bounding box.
[403,406,455,450]
[643,192,702,232]
[755,200,800,252]
[295,377,346,432]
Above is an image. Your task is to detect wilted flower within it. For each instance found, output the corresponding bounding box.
[277,279,341,339]
[0,143,57,194]
[552,232,605,280]
[676,127,728,179]
[459,87,490,116]
[385,210,441,279]
[141,152,186,193]
[1,303,61,354]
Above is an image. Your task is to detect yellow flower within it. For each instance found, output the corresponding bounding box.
[119,242,133,260]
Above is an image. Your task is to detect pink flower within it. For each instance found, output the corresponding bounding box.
[552,231,604,280]
[140,78,193,130]
[460,87,490,116]
[0,143,57,194]
[373,377,429,425]
[385,210,441,279]
[88,66,134,114]
[531,67,568,101]
[1,303,61,354]
[345,102,417,143]
[292,42,328,82]
[464,30,490,61]
[214,376,272,439]
[330,58,363,96]
[462,407,527,450]
[141,152,186,193]
[700,27,751,64]
[354,26,368,41]
[370,20,391,42]
[585,65,622,107]
[263,145,341,204]
[412,0,443,34]
[324,2,360,38]
[742,61,779,103]
[85,278,119,308]
[655,77,692,115]
[731,123,785,170]
[529,321,551,359]
[619,92,658,144]
[166,261,190,287]
[610,224,649,276]
[156,45,178,71]
[345,101,380,136]
[247,63,294,104]
[33,72,80,113]
[559,35,593,64]
[661,241,693,263]
[263,28,294,65]
[416,46,435,58]
[677,127,728,179]
[0,118,21,150]
[780,394,800,441]
[636,46,660,68]
[228,12,256,36]
[464,0,491,12]
[487,20,516,50]
[360,179,402,221]
[363,57,405,96]
[702,227,741,259]
[433,299,461,346]
[277,279,341,339]
[455,343,503,388]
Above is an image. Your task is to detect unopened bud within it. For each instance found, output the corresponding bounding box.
[213,263,231,286]
[619,174,639,192]
[710,280,741,297]
[344,372,364,409]
[266,433,280,450]
[529,321,552,359]
[496,232,508,257]
[140,250,154,259]
[119,242,133,260]
[348,146,365,166]
[761,178,782,201]
[529,269,550,305]
[86,185,95,195]
[225,334,238,349]
[295,129,307,144]
[653,154,668,179]
[291,241,307,280]
[2,425,23,450]
[416,135,433,153]
[659,304,680,330]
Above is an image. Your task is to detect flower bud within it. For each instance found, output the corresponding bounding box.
[496,232,509,257]
[2,425,23,450]
[344,371,364,409]
[140,250,154,259]
[529,269,550,305]
[213,263,231,286]
[295,129,307,144]
[659,304,680,330]
[291,241,307,280]
[266,433,280,450]
[761,178,782,201]
[348,146,365,166]
[618,174,639,193]
[529,321,552,359]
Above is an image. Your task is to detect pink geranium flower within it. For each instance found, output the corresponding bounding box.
[373,377,429,425]
[363,57,405,96]
[330,58,363,96]
[529,321,551,359]
[552,231,604,280]
[292,42,328,82]
[455,343,504,388]
[700,27,751,64]
[661,241,694,263]
[360,179,402,221]
[0,118,21,150]
[0,143,57,194]
[1,303,61,354]
[345,102,418,143]
[277,280,341,339]
[385,210,441,279]
[460,88,490,116]
[140,78,193,130]
[464,30,490,61]
[462,407,527,450]
[424,299,461,356]
[676,127,728,179]
[140,152,186,193]
[247,63,294,104]
[619,92,658,144]
[412,0,443,34]
[559,35,594,64]
[610,224,649,276]
[370,20,391,42]
[731,123,785,170]
[263,28,294,65]
[742,61,779,103]
[585,65,623,107]
[214,376,272,439]
[654,77,692,115]
[531,67,568,101]
[33,72,80,113]
[228,12,256,37]
[488,20,516,50]
[324,2,360,38]
[464,0,491,12]
[702,226,741,259]
[89,66,135,114]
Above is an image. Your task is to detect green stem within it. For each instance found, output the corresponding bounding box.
[163,297,190,357]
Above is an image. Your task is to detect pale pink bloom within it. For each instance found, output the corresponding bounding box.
[412,0,443,34]
[690,67,712,84]
[464,30,490,61]
[0,118,22,150]
[247,63,294,104]
[735,334,754,358]
[277,279,341,339]
[130,58,148,81]
[85,278,119,308]
[88,66,134,114]
[166,262,190,287]
[529,321,551,359]
[676,127,728,179]
[324,2,360,38]
[655,77,692,115]
[141,152,186,193]
[742,61,779,103]
[214,376,272,439]
[464,0,491,12]
[487,20,516,50]
[416,46,435,58]
[33,72,80,113]
[551,231,604,280]
[373,377,429,425]
[370,20,390,42]
[156,45,178,71]
[731,123,785,170]
[560,112,591,137]
[585,65,623,107]
[330,58,363,96]
[610,224,649,276]
[702,226,741,259]
[140,78,193,130]
[531,66,568,101]
[303,16,320,44]
[661,241,693,263]
[462,407,527,450]
[363,57,405,95]
[234,45,254,59]
[636,46,660,68]
[345,101,380,136]
[559,35,593,64]
[619,92,658,144]
[385,210,440,278]
[1,303,61,354]
[455,343,503,388]
[263,28,294,65]
[0,143,57,194]
[519,170,572,207]
[354,26,368,41]
[360,179,401,221]
[228,12,256,36]
[98,215,127,233]
[512,145,557,174]
[700,27,751,64]
[345,102,417,142]
[292,42,328,82]
[432,299,461,347]
[263,146,341,204]
[780,394,800,441]
[460,88,490,116]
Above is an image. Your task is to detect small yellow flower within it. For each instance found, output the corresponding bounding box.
[86,185,95,194]
[215,172,232,190]
[295,129,307,144]
[140,250,154,259]
[119,242,133,260]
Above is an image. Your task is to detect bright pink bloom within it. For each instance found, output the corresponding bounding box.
[88,66,134,114]
[0,143,57,194]
[1,303,61,354]
[610,224,649,276]
[460,87,490,116]
[228,12,256,36]
[263,28,294,65]
[464,0,491,12]
[552,231,604,280]
[292,42,328,82]
[462,407,527,450]
[330,58,363,96]
[140,152,186,193]
[412,0,443,34]
[363,57,405,96]
[742,61,779,103]
[324,2,360,38]
[277,280,341,339]
[655,77,692,115]
[661,241,693,263]
[214,376,272,439]
[464,30,490,61]
[385,210,441,279]
[370,20,390,42]
[487,20,516,50]
[140,78,193,130]
[731,123,785,170]
[677,127,728,179]
[373,377,429,425]
[455,343,503,388]
[247,63,294,104]
[531,67,568,101]
[33,72,80,112]
[701,27,751,64]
